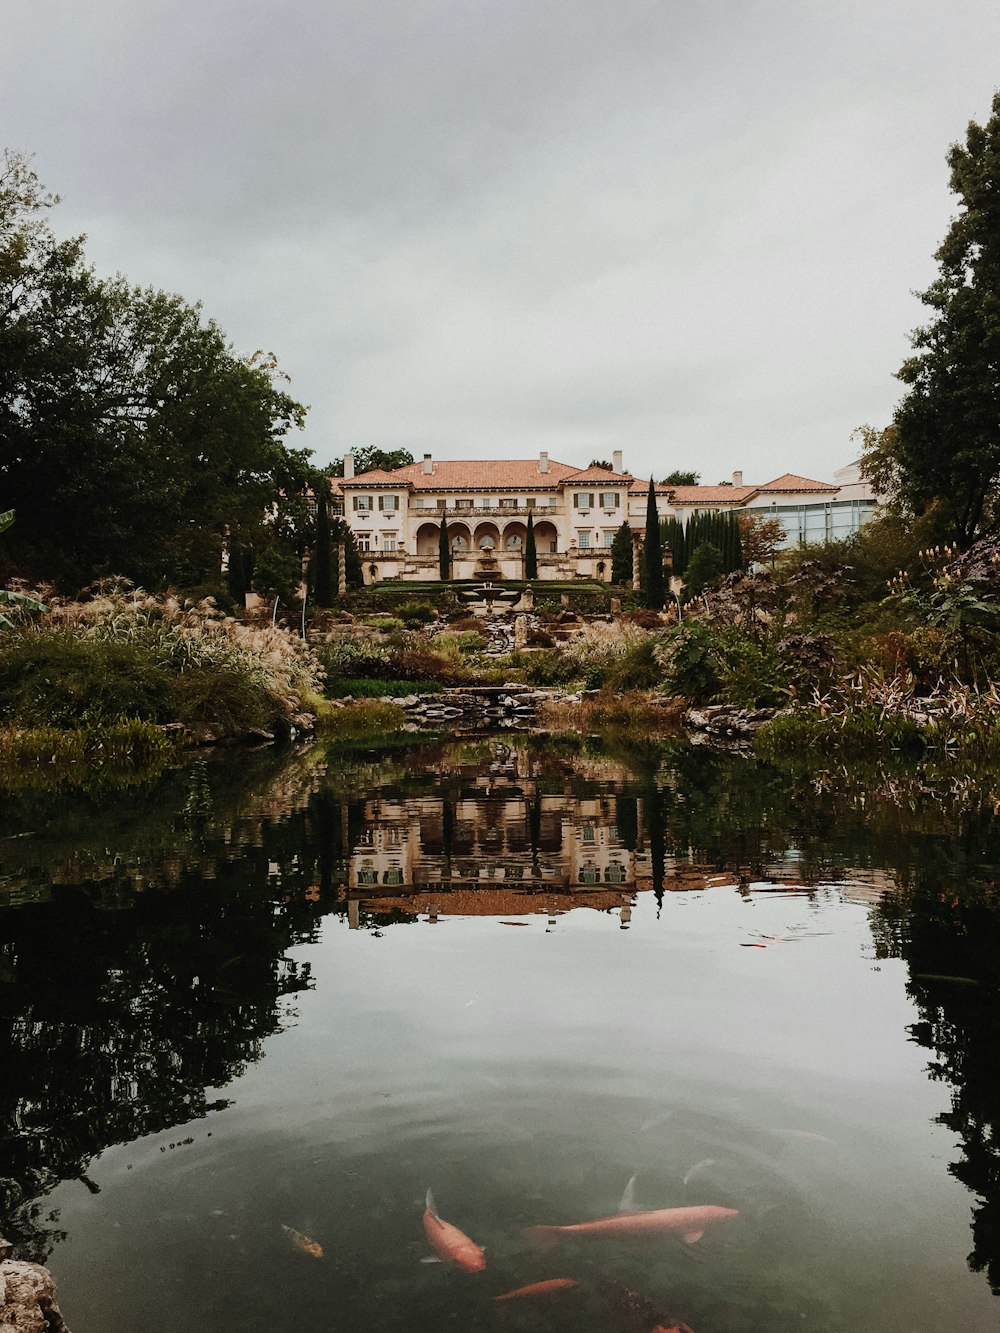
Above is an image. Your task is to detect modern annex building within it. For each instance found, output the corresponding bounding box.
[333,450,876,583]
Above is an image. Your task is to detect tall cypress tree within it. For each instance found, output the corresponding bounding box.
[610,521,633,584]
[226,539,249,603]
[642,479,665,609]
[524,510,538,580]
[438,514,451,580]
[313,490,332,606]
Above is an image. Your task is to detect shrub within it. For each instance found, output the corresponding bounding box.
[654,622,721,703]
[396,600,437,627]
[327,677,444,698]
[0,632,173,726]
[714,633,789,708]
[317,699,408,740]
[169,666,281,734]
[603,639,663,692]
[15,585,325,736]
[684,542,724,597]
[521,649,577,685]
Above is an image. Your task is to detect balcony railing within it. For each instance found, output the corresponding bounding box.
[412,505,563,518]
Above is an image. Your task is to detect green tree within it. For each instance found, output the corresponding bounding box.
[684,541,724,596]
[328,447,414,477]
[312,488,333,607]
[525,510,538,580]
[226,540,252,603]
[642,479,665,609]
[864,94,1000,546]
[438,514,450,580]
[662,470,700,486]
[0,152,309,590]
[610,521,633,584]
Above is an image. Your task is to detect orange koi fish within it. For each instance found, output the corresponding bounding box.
[494,1278,579,1301]
[280,1224,323,1258]
[527,1203,737,1247]
[423,1189,486,1271]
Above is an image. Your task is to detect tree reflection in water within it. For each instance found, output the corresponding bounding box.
[1,735,1000,1300]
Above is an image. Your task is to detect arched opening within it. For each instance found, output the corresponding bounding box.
[473,521,501,551]
[534,520,558,554]
[447,522,472,554]
[502,521,527,552]
[415,522,442,557]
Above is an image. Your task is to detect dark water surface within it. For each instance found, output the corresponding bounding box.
[2,736,1000,1332]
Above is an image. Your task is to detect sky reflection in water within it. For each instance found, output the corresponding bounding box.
[1,736,999,1332]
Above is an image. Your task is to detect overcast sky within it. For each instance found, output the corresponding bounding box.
[5,1,1000,482]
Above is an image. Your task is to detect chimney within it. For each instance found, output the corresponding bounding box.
[613,449,623,474]
[422,453,433,475]
[539,451,550,474]
[344,453,355,479]
[732,469,743,487]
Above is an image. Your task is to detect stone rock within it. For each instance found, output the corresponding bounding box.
[0,1251,72,1333]
[244,728,276,743]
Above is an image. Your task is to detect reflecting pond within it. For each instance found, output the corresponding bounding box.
[2,736,1000,1331]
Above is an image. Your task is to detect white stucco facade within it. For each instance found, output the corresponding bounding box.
[334,452,878,581]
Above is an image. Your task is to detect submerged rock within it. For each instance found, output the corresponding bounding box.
[0,1239,72,1333]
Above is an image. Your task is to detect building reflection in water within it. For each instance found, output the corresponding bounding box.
[335,742,876,928]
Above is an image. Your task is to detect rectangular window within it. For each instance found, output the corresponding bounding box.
[499,498,517,509]
[603,530,616,548]
[578,530,592,549]
[574,492,595,509]
[455,499,473,510]
[352,495,373,512]
[526,497,536,508]
[599,492,620,508]
[357,536,370,552]
[548,495,559,507]
[378,495,399,512]
[382,536,397,552]
[413,498,427,508]
[436,498,447,509]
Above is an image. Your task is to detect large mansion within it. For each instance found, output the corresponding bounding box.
[334,450,876,582]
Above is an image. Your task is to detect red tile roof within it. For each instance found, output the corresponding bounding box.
[755,472,837,493]
[662,485,759,504]
[343,459,581,489]
[562,466,634,484]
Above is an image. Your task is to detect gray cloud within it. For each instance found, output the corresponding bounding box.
[4,1,1000,480]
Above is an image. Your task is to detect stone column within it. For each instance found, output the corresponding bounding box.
[632,536,641,590]
[514,614,529,648]
[337,542,346,597]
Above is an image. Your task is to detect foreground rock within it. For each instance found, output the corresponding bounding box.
[685,704,780,739]
[0,1239,72,1333]
[388,684,574,729]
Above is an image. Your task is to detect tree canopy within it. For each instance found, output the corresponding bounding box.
[864,93,1000,547]
[0,150,310,591]
[328,447,415,477]
[662,470,700,486]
